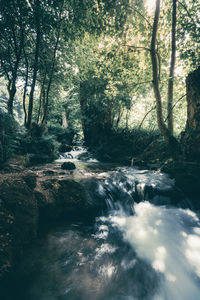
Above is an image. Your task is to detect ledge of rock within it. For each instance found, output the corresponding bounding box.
[0,170,94,281]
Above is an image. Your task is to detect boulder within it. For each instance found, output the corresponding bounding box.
[61,162,76,170]
[59,144,73,153]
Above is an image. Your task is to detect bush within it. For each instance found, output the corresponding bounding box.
[20,124,60,166]
[88,127,161,162]
[48,126,75,145]
[0,110,21,167]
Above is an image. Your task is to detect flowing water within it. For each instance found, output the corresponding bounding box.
[2,148,200,300]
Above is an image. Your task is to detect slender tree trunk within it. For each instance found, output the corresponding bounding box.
[37,73,46,124]
[27,0,40,129]
[41,22,61,125]
[151,0,180,153]
[7,81,17,115]
[41,2,64,125]
[151,0,167,137]
[22,50,29,126]
[7,12,24,116]
[62,110,68,128]
[167,0,177,134]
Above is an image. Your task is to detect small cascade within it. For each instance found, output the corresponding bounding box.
[59,145,98,162]
[81,167,189,212]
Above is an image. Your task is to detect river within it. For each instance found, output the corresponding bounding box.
[2,147,200,300]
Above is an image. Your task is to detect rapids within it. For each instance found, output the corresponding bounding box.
[2,147,200,300]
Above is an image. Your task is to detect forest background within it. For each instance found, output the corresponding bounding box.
[0,0,199,165]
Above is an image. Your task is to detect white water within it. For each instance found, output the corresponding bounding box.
[105,202,200,300]
[57,146,98,162]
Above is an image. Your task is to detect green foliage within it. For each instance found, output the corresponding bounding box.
[177,0,200,69]
[20,125,60,165]
[90,127,161,162]
[0,0,199,164]
[0,110,21,166]
[48,126,75,145]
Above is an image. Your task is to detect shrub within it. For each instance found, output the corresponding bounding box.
[48,126,75,145]
[0,110,21,167]
[88,127,161,162]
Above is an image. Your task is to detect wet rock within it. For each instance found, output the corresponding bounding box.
[77,152,90,161]
[43,170,55,175]
[61,162,76,170]
[59,144,72,153]
[39,178,89,221]
[161,160,200,209]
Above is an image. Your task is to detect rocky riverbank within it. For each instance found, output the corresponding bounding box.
[0,168,93,281]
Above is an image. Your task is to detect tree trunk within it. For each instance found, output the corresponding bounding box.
[7,82,16,115]
[37,74,46,124]
[151,0,180,153]
[41,3,63,125]
[27,0,40,129]
[22,54,29,126]
[167,0,177,134]
[7,11,24,116]
[181,67,200,161]
[62,110,68,128]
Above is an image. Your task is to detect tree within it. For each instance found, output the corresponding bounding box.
[27,0,41,129]
[150,0,180,152]
[167,0,177,134]
[0,0,28,115]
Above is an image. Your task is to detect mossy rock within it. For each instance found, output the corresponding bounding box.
[61,162,76,170]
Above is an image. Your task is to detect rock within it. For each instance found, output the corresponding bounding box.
[38,178,90,221]
[43,170,55,175]
[77,152,90,161]
[161,160,200,209]
[59,144,73,153]
[0,172,38,279]
[61,162,76,170]
[21,172,37,189]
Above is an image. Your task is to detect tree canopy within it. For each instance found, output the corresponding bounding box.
[0,0,199,153]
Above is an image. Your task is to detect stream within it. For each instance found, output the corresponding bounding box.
[2,147,200,300]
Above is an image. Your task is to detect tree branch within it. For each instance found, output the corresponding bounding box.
[138,105,156,130]
[165,94,186,123]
